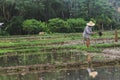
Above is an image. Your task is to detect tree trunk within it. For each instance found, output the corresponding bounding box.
[111,25,113,30]
[101,23,104,31]
[3,4,7,21]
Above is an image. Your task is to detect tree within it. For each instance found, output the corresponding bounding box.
[0,0,17,21]
[6,16,24,35]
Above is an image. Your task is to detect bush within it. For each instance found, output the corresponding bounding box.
[67,18,86,32]
[48,18,70,33]
[6,16,24,35]
[23,19,48,34]
[0,29,9,36]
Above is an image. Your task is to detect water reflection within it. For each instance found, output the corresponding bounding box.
[86,54,98,78]
[0,52,86,67]
[87,68,98,78]
[0,66,120,80]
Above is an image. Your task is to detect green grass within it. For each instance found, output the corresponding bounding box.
[92,42,120,48]
[0,31,119,54]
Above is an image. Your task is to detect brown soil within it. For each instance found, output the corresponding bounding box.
[102,48,120,60]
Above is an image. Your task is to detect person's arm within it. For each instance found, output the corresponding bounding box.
[85,27,93,35]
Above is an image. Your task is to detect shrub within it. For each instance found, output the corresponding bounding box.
[48,18,70,33]
[67,18,86,32]
[0,29,9,36]
[23,19,48,34]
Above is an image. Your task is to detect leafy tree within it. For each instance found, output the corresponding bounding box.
[0,0,17,22]
[6,16,24,35]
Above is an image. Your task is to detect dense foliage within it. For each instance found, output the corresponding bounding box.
[67,18,86,32]
[48,18,70,33]
[23,19,48,34]
[0,0,120,35]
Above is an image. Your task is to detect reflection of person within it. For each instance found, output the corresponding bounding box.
[86,54,98,78]
[83,21,95,44]
[87,68,98,78]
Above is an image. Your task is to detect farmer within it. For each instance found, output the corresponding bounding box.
[83,21,95,45]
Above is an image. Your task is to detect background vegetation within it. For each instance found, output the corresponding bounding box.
[0,0,120,35]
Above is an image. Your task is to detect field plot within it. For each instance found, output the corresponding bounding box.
[0,31,120,75]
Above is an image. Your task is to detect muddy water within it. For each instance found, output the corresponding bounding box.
[0,52,86,67]
[0,66,120,80]
[1,49,120,80]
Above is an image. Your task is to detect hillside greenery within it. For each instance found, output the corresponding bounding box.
[0,0,120,35]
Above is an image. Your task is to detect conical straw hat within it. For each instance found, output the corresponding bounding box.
[87,21,95,26]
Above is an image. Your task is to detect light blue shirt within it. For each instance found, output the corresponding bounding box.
[83,26,93,39]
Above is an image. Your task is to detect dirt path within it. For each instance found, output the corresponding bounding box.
[81,48,120,62]
[51,38,120,46]
[102,48,120,60]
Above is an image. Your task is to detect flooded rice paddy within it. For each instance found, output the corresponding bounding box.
[1,66,120,80]
[0,32,120,79]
